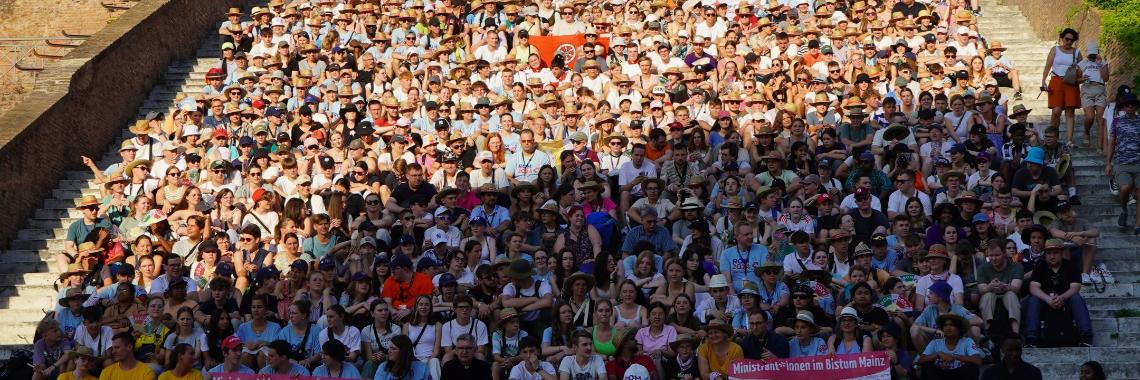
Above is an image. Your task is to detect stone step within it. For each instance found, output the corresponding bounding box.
[1032,362,1139,379]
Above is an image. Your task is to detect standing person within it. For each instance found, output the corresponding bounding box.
[1041,28,1083,146]
[1106,93,1140,234]
[98,333,156,380]
[1078,42,1109,150]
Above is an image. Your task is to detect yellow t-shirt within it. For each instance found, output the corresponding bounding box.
[98,362,155,380]
[157,369,204,380]
[57,371,98,380]
[697,342,744,376]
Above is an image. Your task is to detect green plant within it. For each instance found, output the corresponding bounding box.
[1084,0,1140,58]
[1112,309,1140,318]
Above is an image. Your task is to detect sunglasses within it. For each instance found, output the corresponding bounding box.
[366,200,380,205]
[793,295,811,300]
[168,172,181,177]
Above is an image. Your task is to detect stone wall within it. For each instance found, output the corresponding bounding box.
[999,0,1139,94]
[0,0,237,248]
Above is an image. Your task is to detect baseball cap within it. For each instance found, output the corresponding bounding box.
[290,259,309,271]
[390,254,414,269]
[438,273,458,287]
[319,256,337,270]
[221,336,244,350]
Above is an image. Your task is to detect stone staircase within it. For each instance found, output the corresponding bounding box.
[979,0,1140,378]
[0,38,224,360]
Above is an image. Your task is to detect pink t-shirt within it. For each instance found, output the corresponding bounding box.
[634,324,677,353]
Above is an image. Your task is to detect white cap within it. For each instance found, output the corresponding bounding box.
[1087,42,1099,55]
[182,124,200,136]
[693,36,706,44]
[163,140,180,151]
[429,229,449,245]
[652,86,666,94]
[622,364,651,380]
[476,150,493,162]
[677,30,689,38]
[271,17,286,27]
[433,207,451,218]
[396,118,411,127]
[956,26,970,35]
[650,100,664,109]
[303,137,320,147]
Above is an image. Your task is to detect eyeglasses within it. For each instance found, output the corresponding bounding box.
[1063,37,1075,42]
[856,196,871,202]
[561,11,572,14]
[240,237,255,242]
[354,171,366,175]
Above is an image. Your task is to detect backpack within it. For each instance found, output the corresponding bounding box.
[1037,304,1080,347]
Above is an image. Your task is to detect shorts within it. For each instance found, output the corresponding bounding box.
[993,72,1013,88]
[1081,82,1107,108]
[1048,76,1081,110]
[1113,164,1140,188]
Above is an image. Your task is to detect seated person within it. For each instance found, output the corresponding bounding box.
[975,240,1023,333]
[910,280,983,353]
[1046,201,1100,283]
[1024,239,1093,347]
[916,314,983,380]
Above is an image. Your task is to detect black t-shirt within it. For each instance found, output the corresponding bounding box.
[847,208,890,246]
[892,1,927,18]
[854,306,891,328]
[1011,167,1061,198]
[390,181,439,208]
[1030,259,1080,295]
[198,297,239,317]
[441,358,493,380]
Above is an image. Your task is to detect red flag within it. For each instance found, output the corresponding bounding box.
[529,34,610,66]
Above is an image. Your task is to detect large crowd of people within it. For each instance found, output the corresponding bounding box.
[24,0,1139,379]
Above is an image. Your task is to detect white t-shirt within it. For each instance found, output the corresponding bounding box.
[887,190,932,217]
[317,326,363,353]
[439,318,490,349]
[508,361,556,380]
[915,272,966,306]
[74,325,114,357]
[839,194,883,212]
[558,355,607,379]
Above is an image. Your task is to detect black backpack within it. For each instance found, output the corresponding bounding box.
[1037,305,1080,347]
[0,349,34,380]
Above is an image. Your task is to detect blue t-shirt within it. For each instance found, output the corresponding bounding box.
[312,363,361,378]
[236,321,282,346]
[788,337,828,358]
[914,305,976,329]
[206,364,255,376]
[921,337,982,370]
[719,244,770,293]
[56,310,84,340]
[259,363,310,376]
[274,322,321,359]
[374,361,428,380]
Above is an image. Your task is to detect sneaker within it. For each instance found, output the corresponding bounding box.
[1098,263,1117,283]
[1090,271,1104,284]
[1079,337,1093,347]
[1023,339,1038,348]
[1014,91,1023,100]
[1111,179,1120,195]
[1082,272,1092,285]
[1070,195,1082,205]
[1131,198,1137,206]
[1120,210,1130,227]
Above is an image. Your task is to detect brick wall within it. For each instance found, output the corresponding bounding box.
[0,0,238,247]
[999,0,1139,96]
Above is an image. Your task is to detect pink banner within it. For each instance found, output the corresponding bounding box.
[727,352,891,380]
[209,374,342,380]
